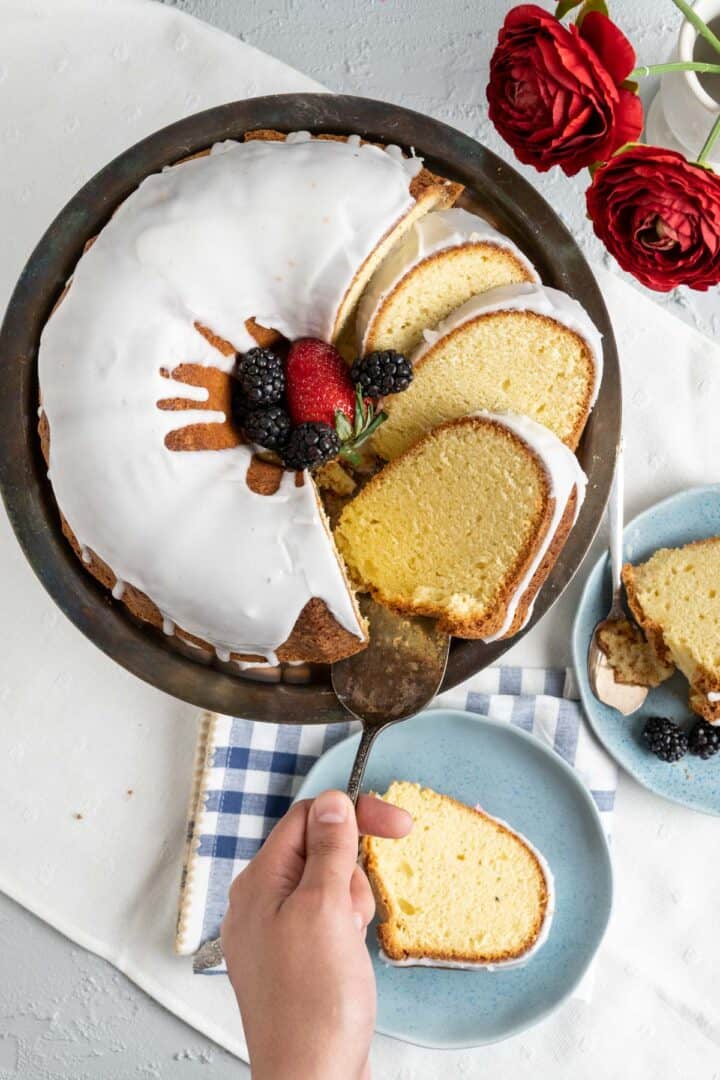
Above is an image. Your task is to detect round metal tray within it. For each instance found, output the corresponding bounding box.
[0,94,620,724]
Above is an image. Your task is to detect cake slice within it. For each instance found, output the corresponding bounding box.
[623,538,720,721]
[356,208,538,357]
[370,282,602,461]
[597,617,675,688]
[334,411,586,641]
[362,782,553,967]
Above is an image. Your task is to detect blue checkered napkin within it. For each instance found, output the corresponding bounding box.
[175,667,617,969]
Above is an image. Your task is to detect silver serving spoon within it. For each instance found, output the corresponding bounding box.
[587,441,648,715]
[332,595,450,803]
[193,598,448,973]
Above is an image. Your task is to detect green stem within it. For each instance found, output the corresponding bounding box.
[631,61,720,77]
[670,0,720,57]
[697,112,720,164]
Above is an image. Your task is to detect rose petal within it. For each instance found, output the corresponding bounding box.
[608,88,644,151]
[580,11,637,83]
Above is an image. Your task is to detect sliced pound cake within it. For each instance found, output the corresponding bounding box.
[371,282,602,461]
[356,208,538,358]
[597,617,675,688]
[623,538,720,722]
[362,782,554,967]
[334,411,586,641]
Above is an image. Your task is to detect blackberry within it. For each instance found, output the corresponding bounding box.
[283,422,340,471]
[642,716,688,762]
[351,350,413,398]
[687,719,720,760]
[242,405,291,452]
[235,348,285,406]
[230,379,251,425]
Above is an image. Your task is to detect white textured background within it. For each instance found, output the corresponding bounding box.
[0,1,716,1077]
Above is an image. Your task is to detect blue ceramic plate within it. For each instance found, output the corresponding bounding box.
[573,485,720,817]
[296,710,612,1049]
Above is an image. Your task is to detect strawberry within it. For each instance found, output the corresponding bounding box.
[285,337,389,467]
[285,339,355,427]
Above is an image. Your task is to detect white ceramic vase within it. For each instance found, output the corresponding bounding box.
[645,0,720,170]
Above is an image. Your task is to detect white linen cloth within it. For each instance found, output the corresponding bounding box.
[0,1,719,1075]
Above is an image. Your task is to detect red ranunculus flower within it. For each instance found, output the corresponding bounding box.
[587,145,720,292]
[487,5,643,176]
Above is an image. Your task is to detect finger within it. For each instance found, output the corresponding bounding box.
[237,800,311,906]
[299,790,358,895]
[350,864,375,930]
[356,794,413,839]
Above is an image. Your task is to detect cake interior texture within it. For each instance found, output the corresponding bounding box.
[362,241,533,358]
[362,781,551,965]
[334,416,552,638]
[373,311,594,461]
[597,617,675,688]
[623,538,720,721]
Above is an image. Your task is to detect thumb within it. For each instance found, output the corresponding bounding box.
[299,789,358,896]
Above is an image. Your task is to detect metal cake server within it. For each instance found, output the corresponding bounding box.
[588,441,648,715]
[192,598,448,971]
[332,595,450,803]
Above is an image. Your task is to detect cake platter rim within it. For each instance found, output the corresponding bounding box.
[0,93,621,725]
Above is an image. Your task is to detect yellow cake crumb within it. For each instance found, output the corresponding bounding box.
[597,617,674,688]
[623,538,720,722]
[362,781,551,964]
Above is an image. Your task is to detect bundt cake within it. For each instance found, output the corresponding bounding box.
[334,412,587,640]
[623,539,720,722]
[362,782,554,967]
[370,282,602,461]
[39,125,601,671]
[38,131,461,666]
[356,207,539,358]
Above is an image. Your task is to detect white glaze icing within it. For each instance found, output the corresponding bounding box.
[475,411,587,643]
[356,207,540,352]
[39,135,423,660]
[380,806,555,971]
[707,691,720,702]
[415,281,604,408]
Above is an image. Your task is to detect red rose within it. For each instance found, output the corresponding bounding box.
[487,5,643,176]
[587,145,720,292]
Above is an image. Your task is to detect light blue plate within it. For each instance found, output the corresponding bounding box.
[572,484,720,817]
[296,709,612,1049]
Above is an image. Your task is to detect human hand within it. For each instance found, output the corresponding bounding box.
[221,790,412,1080]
